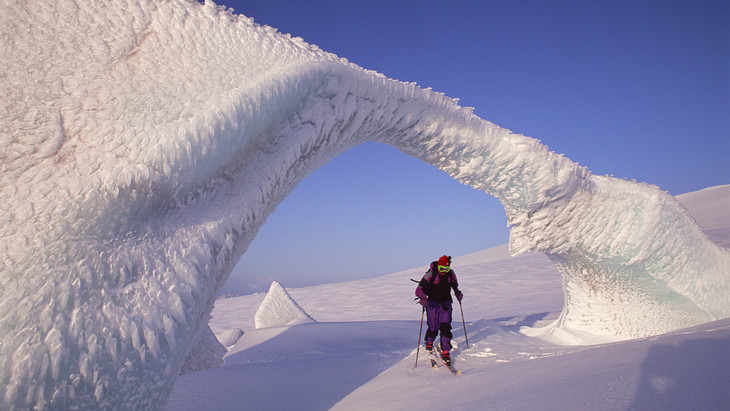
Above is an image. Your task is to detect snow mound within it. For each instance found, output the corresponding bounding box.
[217,328,245,347]
[255,282,315,328]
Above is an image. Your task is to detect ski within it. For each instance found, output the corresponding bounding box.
[428,350,438,368]
[435,347,462,375]
[445,363,462,375]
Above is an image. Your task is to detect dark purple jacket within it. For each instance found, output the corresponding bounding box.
[415,261,461,304]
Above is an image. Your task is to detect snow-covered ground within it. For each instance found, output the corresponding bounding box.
[167,185,730,410]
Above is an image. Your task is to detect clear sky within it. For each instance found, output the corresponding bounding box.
[218,0,729,295]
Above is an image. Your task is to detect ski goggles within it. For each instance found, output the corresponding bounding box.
[438,265,450,273]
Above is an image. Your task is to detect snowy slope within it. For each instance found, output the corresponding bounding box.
[676,185,730,248]
[167,185,730,410]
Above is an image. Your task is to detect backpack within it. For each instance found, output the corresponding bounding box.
[425,261,455,285]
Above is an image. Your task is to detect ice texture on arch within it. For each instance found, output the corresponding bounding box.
[1,0,728,408]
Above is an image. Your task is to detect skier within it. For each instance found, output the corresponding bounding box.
[415,255,463,366]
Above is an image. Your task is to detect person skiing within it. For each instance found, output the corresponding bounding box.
[415,254,463,366]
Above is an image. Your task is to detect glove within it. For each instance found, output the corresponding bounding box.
[418,298,427,308]
[456,291,463,302]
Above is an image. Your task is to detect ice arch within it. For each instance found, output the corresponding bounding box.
[2,0,728,408]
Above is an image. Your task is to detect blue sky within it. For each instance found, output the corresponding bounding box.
[219,0,729,295]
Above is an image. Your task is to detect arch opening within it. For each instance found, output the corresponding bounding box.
[225,141,509,295]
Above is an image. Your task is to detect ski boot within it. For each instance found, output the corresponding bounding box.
[441,350,451,366]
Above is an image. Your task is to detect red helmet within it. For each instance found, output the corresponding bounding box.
[438,255,450,267]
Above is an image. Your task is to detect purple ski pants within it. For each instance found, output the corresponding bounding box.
[425,299,453,351]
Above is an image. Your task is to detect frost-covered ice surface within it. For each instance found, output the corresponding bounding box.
[167,186,730,410]
[178,325,226,375]
[2,0,729,409]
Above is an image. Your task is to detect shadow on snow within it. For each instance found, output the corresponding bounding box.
[167,321,415,410]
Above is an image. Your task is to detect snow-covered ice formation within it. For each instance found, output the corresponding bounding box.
[254,282,314,329]
[178,324,226,375]
[2,0,728,409]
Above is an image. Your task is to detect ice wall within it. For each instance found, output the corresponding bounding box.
[2,0,728,408]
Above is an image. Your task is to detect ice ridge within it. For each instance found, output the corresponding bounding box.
[254,281,314,329]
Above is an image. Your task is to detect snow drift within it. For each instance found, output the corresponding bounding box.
[1,0,728,409]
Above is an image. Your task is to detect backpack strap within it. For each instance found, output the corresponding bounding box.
[427,261,438,284]
[427,262,457,285]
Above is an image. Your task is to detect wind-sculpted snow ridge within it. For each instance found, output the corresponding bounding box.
[1,0,728,409]
[254,281,314,329]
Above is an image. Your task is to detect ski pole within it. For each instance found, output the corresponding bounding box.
[459,300,469,349]
[415,305,425,368]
